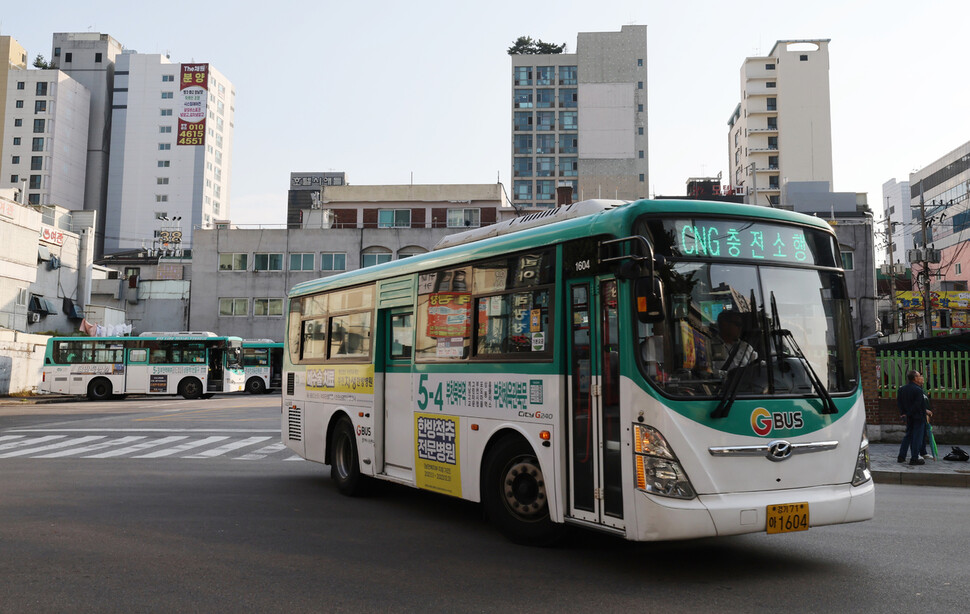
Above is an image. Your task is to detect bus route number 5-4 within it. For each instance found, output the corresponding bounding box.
[417,374,444,411]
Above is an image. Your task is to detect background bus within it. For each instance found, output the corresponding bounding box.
[242,340,283,394]
[40,332,245,400]
[281,199,874,544]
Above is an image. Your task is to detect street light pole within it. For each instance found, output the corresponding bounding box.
[918,182,933,338]
[885,196,899,336]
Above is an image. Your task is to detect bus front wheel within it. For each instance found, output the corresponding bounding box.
[87,378,112,401]
[330,416,367,496]
[246,377,266,395]
[483,435,562,546]
[178,377,203,400]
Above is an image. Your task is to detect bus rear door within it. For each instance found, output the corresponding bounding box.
[125,348,150,393]
[566,277,624,530]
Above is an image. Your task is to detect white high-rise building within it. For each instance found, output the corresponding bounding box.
[510,26,648,210]
[881,178,913,266]
[728,40,833,207]
[1,61,90,209]
[105,52,234,253]
[51,32,125,256]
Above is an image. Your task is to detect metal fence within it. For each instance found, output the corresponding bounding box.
[876,350,970,399]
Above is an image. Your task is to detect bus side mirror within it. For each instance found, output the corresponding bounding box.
[636,277,665,324]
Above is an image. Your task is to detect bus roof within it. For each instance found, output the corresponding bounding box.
[288,198,836,299]
[47,335,243,343]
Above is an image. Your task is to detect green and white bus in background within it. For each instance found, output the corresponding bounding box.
[41,332,245,400]
[282,199,874,544]
[242,340,284,394]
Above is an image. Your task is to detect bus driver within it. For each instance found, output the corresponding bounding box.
[717,309,757,371]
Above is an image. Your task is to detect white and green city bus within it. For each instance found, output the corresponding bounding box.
[242,340,284,394]
[40,332,245,400]
[282,199,874,544]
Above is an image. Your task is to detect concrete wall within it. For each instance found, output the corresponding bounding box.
[0,329,48,395]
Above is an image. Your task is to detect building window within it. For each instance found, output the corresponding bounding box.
[155,195,168,202]
[513,89,533,108]
[768,195,780,205]
[800,55,808,61]
[841,252,855,271]
[157,177,169,185]
[447,208,480,228]
[362,250,392,268]
[161,91,173,99]
[767,117,778,129]
[535,66,553,85]
[513,66,532,86]
[11,156,19,165]
[33,119,45,133]
[513,134,532,155]
[513,180,532,201]
[94,52,102,63]
[254,298,284,317]
[637,81,644,90]
[535,157,555,177]
[513,157,533,177]
[535,88,555,108]
[533,134,554,154]
[559,157,578,177]
[767,97,777,111]
[254,253,284,271]
[63,53,72,64]
[158,160,170,167]
[639,174,645,182]
[638,127,644,135]
[637,103,644,112]
[158,143,171,150]
[14,119,22,127]
[536,111,555,131]
[32,138,44,151]
[956,263,962,275]
[162,75,175,82]
[560,134,578,154]
[15,100,23,109]
[558,88,577,108]
[766,63,775,70]
[13,137,20,146]
[321,252,346,271]
[638,150,644,159]
[30,156,42,171]
[17,81,25,90]
[160,109,173,116]
[536,180,555,200]
[36,82,48,96]
[513,111,533,131]
[378,209,411,228]
[219,298,248,317]
[218,253,248,271]
[559,66,577,85]
[559,111,577,131]
[768,176,779,189]
[29,175,41,189]
[34,100,47,114]
[637,58,643,67]
[159,126,172,133]
[289,253,314,271]
[768,136,778,150]
[10,174,18,183]
[768,155,779,169]
[766,81,776,88]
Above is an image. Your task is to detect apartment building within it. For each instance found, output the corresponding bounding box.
[728,40,834,207]
[881,178,914,265]
[105,53,234,253]
[511,25,648,210]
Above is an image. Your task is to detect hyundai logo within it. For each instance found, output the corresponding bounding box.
[766,440,793,462]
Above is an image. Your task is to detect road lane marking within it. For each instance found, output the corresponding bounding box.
[234,442,288,460]
[133,436,231,458]
[0,435,65,451]
[84,436,191,458]
[0,436,105,458]
[183,436,273,459]
[35,436,147,458]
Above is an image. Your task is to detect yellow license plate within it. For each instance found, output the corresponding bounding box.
[766,502,809,534]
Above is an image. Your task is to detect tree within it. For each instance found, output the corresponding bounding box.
[507,36,567,55]
[33,54,52,69]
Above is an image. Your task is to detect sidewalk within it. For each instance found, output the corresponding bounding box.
[869,443,970,488]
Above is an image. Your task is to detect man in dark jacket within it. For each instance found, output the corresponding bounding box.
[897,370,933,465]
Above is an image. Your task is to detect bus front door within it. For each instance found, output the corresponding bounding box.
[567,278,624,530]
[125,348,150,394]
[380,308,415,480]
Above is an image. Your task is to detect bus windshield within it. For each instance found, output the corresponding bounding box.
[637,222,856,400]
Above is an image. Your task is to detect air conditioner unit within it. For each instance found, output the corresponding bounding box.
[29,312,41,323]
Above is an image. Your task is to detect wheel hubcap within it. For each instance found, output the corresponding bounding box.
[502,458,546,519]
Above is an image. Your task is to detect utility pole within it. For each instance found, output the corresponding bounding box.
[918,182,933,338]
[885,197,899,336]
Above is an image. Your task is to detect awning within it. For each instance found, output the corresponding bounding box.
[63,297,84,320]
[38,245,51,262]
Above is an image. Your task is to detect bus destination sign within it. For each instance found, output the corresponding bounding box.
[667,219,833,266]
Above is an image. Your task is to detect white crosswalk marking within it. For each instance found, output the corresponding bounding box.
[183,436,273,459]
[35,436,147,458]
[0,436,105,458]
[234,442,288,460]
[0,435,64,451]
[0,435,26,443]
[84,436,190,459]
[133,436,230,458]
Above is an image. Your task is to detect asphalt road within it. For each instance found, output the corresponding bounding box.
[1,395,967,613]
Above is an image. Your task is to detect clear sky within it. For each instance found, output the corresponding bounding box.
[4,0,970,228]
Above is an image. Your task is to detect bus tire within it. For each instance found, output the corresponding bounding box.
[330,416,367,496]
[483,435,562,546]
[246,377,266,395]
[178,377,203,400]
[87,378,113,401]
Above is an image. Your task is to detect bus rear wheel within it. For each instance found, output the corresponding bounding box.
[178,377,203,400]
[330,416,367,496]
[483,435,562,546]
[87,378,113,401]
[246,377,266,395]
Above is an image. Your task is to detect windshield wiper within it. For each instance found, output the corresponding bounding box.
[710,360,752,419]
[769,292,838,415]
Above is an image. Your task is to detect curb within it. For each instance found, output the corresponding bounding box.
[2,395,84,404]
[872,470,970,488]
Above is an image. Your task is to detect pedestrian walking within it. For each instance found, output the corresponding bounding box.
[897,369,933,465]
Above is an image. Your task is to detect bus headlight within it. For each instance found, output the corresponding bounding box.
[633,424,696,499]
[851,425,872,486]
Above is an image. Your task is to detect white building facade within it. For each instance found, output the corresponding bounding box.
[881,178,913,266]
[105,53,234,253]
[728,40,834,207]
[511,25,648,210]
[1,67,90,209]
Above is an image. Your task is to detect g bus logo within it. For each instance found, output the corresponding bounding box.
[751,407,804,436]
